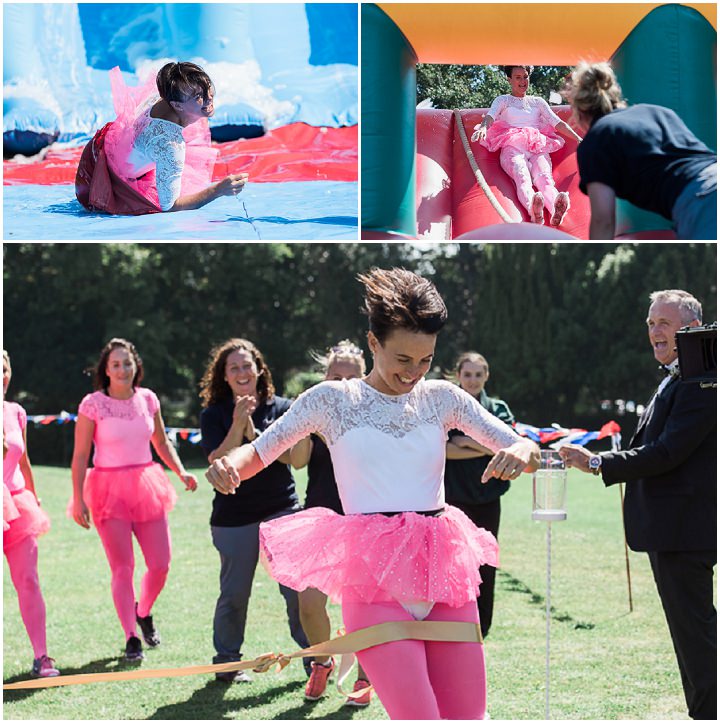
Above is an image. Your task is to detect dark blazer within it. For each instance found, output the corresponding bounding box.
[600,375,716,552]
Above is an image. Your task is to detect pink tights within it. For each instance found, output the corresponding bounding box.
[95,517,171,639]
[342,599,486,720]
[5,535,48,659]
[500,146,558,216]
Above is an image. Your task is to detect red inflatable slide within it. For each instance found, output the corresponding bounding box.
[417,107,591,239]
[3,123,358,186]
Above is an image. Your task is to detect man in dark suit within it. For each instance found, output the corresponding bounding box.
[560,289,716,720]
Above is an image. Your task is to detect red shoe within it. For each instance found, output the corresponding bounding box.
[304,658,334,701]
[345,678,373,707]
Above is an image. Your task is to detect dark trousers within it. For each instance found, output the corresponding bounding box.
[211,508,309,665]
[451,499,501,638]
[647,549,716,720]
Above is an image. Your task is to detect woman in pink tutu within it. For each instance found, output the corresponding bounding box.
[472,65,583,226]
[71,338,197,661]
[75,61,247,215]
[207,268,540,720]
[3,350,59,679]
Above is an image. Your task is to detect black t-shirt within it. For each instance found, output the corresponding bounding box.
[577,104,716,220]
[200,396,300,527]
[304,434,344,515]
[444,390,515,506]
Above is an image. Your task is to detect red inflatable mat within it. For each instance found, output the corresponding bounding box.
[4,123,358,186]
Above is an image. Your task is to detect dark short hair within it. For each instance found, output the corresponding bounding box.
[503,65,534,78]
[199,338,275,408]
[94,338,144,391]
[156,62,213,104]
[358,268,448,344]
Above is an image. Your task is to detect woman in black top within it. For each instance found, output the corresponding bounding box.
[199,338,309,682]
[444,352,515,638]
[566,61,716,240]
[292,341,372,706]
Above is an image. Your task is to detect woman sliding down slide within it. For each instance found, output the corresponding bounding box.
[75,62,247,215]
[473,65,582,226]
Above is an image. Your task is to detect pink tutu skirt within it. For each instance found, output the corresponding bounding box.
[3,488,51,552]
[259,505,499,607]
[3,484,19,531]
[78,462,177,524]
[103,67,218,209]
[483,121,565,155]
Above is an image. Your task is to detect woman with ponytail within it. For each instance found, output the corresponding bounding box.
[566,62,716,239]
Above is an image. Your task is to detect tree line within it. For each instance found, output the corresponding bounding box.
[417,64,573,110]
[3,242,716,463]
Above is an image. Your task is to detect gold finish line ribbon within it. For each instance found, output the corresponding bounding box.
[4,620,483,691]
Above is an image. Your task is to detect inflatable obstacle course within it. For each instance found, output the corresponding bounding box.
[361,2,716,239]
[3,3,358,240]
[3,2,358,155]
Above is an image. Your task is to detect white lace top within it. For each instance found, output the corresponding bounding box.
[488,95,561,129]
[127,106,185,211]
[253,378,521,514]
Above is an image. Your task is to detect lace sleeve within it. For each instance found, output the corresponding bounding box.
[252,383,335,466]
[488,95,506,120]
[536,97,561,127]
[142,121,185,211]
[438,381,521,452]
[78,393,98,422]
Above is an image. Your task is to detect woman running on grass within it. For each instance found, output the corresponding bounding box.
[207,268,540,720]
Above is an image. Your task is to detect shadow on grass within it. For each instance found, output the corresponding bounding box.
[3,655,122,701]
[148,678,306,720]
[498,570,596,630]
[275,700,368,720]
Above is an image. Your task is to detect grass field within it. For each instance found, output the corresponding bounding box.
[3,465,691,720]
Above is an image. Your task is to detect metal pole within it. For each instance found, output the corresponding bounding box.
[545,521,551,719]
[612,434,634,613]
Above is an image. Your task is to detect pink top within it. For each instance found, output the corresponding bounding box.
[3,401,28,492]
[78,388,160,468]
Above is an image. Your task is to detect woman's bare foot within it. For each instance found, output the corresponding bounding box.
[530,192,544,224]
[551,192,570,226]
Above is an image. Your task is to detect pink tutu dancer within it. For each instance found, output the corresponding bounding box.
[71,339,198,661]
[80,462,177,524]
[3,351,60,679]
[207,268,541,721]
[260,505,498,607]
[75,62,246,215]
[473,65,583,226]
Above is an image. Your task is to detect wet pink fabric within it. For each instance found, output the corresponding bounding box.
[104,67,217,205]
[483,121,564,154]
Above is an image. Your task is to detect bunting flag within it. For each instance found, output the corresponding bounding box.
[27,413,203,444]
[25,413,622,449]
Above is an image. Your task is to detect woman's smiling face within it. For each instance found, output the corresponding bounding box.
[224,349,260,398]
[509,67,530,97]
[366,327,437,396]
